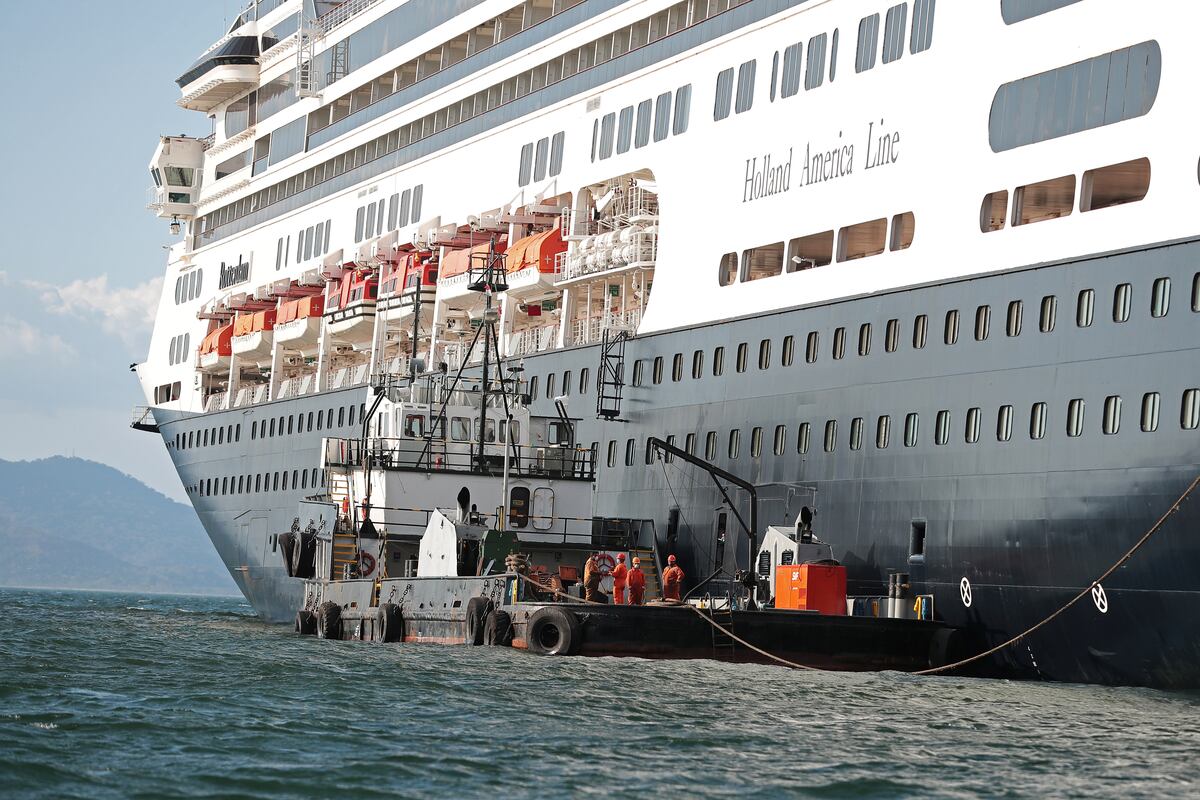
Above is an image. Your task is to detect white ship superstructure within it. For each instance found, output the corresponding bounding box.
[134,0,1200,687]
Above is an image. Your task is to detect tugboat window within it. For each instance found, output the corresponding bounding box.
[509,487,530,528]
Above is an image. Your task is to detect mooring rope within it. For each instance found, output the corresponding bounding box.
[504,474,1199,676]
[911,473,1200,675]
[685,474,1200,676]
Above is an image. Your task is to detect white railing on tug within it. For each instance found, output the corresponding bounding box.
[318,0,381,34]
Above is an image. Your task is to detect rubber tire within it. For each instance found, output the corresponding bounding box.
[483,610,513,646]
[377,603,403,643]
[294,609,317,635]
[526,607,581,656]
[316,601,342,640]
[278,532,297,577]
[464,597,494,646]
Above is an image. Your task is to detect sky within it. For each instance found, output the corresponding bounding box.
[0,1,243,501]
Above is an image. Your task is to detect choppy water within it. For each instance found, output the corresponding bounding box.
[0,587,1197,798]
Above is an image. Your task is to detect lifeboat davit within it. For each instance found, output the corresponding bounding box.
[274,295,324,356]
[231,309,276,365]
[325,268,377,342]
[197,323,233,372]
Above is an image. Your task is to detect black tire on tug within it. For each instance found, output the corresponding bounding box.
[464,597,494,646]
[526,607,581,656]
[483,610,513,647]
[316,601,342,640]
[377,602,403,643]
[294,609,317,635]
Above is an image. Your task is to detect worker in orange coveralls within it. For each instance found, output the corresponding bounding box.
[662,554,685,602]
[627,557,646,605]
[583,553,604,602]
[610,553,629,605]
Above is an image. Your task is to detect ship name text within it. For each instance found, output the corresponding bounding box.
[742,120,901,203]
[219,257,250,290]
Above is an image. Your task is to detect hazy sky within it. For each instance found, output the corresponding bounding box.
[0,1,239,500]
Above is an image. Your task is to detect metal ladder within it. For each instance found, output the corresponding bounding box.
[629,548,661,602]
[295,13,320,98]
[708,601,736,659]
[596,329,628,420]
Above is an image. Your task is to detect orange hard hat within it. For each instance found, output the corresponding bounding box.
[668,554,677,564]
[617,553,626,561]
[632,557,641,566]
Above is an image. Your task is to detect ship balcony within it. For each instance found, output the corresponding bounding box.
[175,36,260,113]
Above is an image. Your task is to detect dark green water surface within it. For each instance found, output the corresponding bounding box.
[0,588,1196,798]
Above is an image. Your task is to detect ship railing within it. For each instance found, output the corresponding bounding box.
[323,437,596,480]
[570,309,641,345]
[507,325,559,358]
[327,364,369,391]
[555,228,657,284]
[318,0,381,34]
[130,406,158,432]
[352,504,601,547]
[204,392,228,412]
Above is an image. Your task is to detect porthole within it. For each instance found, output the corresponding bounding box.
[797,422,811,454]
[1006,300,1023,337]
[1181,388,1200,430]
[773,425,787,455]
[1039,295,1057,332]
[1066,398,1085,437]
[935,410,951,445]
[912,314,928,348]
[1103,395,1122,435]
[904,413,919,447]
[823,420,838,452]
[849,417,864,450]
[875,415,890,449]
[805,332,819,363]
[1151,277,1170,318]
[965,407,981,443]
[832,327,846,359]
[885,319,900,352]
[1077,289,1095,327]
[1141,392,1160,432]
[944,310,960,345]
[997,405,1013,442]
[1113,283,1132,323]
[1030,402,1047,440]
[729,429,742,459]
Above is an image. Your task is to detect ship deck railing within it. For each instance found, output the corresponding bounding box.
[323,437,596,481]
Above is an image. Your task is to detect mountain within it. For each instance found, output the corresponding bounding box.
[0,456,237,595]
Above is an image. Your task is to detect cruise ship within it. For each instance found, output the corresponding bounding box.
[133,0,1200,688]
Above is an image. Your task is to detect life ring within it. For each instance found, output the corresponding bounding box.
[596,553,616,576]
[358,550,376,575]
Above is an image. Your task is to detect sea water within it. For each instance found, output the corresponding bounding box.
[0,587,1196,798]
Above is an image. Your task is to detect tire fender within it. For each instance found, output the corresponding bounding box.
[294,609,316,635]
[464,597,494,646]
[526,607,581,656]
[483,609,513,647]
[316,601,342,640]
[377,602,403,643]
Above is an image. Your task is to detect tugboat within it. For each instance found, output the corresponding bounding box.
[286,250,959,672]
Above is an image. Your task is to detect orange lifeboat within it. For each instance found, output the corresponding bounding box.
[505,225,565,275]
[198,323,233,371]
[232,308,277,364]
[325,268,377,341]
[380,252,437,325]
[275,295,325,355]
